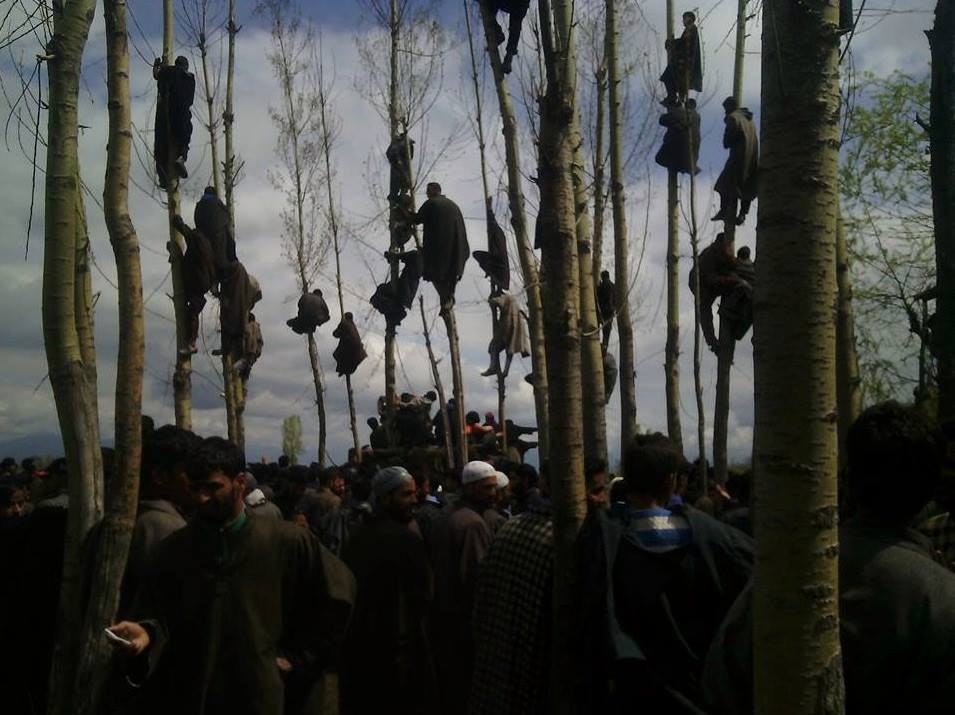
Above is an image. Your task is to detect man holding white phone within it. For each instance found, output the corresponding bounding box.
[108,436,355,714]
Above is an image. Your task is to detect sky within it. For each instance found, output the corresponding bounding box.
[0,0,934,464]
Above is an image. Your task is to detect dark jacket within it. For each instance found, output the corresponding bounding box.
[414,195,469,300]
[714,108,759,202]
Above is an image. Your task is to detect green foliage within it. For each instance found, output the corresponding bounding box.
[281,414,303,464]
[840,71,935,404]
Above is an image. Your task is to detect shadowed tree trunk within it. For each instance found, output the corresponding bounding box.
[592,62,608,280]
[606,0,637,454]
[928,1,955,432]
[420,297,455,466]
[476,0,550,459]
[753,1,845,712]
[663,0,684,452]
[537,0,586,710]
[835,214,861,466]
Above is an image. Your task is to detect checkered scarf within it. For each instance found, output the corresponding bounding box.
[469,505,553,715]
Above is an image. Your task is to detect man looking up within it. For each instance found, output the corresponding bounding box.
[107,436,355,714]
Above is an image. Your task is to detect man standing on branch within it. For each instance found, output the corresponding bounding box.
[107,437,355,714]
[410,182,470,310]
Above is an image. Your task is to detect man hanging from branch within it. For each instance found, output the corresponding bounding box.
[481,290,530,377]
[659,11,703,105]
[287,289,331,335]
[655,96,700,175]
[689,233,746,352]
[596,270,616,350]
[194,186,236,280]
[220,261,262,376]
[408,182,470,311]
[171,215,216,356]
[484,0,531,75]
[333,313,367,376]
[153,56,195,188]
[370,250,423,327]
[472,201,510,291]
[712,96,759,226]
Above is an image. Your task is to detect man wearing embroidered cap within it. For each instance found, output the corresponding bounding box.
[428,461,498,713]
[340,466,436,714]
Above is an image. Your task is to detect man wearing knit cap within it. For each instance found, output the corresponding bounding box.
[340,466,436,714]
[427,461,498,713]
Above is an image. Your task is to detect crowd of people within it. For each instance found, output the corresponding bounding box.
[1,400,953,714]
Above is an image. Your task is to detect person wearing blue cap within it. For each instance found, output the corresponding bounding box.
[339,466,436,714]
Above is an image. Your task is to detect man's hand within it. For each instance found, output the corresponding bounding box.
[276,656,293,674]
[106,622,151,657]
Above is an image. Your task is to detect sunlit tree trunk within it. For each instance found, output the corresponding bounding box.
[420,297,454,466]
[68,1,147,710]
[753,1,845,711]
[928,0,955,432]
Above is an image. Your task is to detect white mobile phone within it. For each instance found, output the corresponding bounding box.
[104,628,132,647]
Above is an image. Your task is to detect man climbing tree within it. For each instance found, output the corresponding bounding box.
[484,0,531,74]
[713,96,759,226]
[153,56,195,188]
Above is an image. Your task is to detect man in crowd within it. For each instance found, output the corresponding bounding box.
[704,402,955,714]
[340,467,436,714]
[579,433,753,712]
[428,460,498,713]
[120,425,198,614]
[107,436,355,714]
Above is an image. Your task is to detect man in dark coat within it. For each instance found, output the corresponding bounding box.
[371,250,422,327]
[120,425,199,616]
[333,313,367,376]
[660,12,702,103]
[688,233,743,351]
[578,433,752,713]
[428,460,498,714]
[655,99,696,175]
[411,182,469,306]
[108,436,356,715]
[194,186,236,279]
[220,261,261,361]
[153,56,195,187]
[703,402,955,715]
[487,0,531,75]
[340,467,437,715]
[172,215,216,355]
[713,96,759,226]
[288,289,331,335]
[386,132,415,201]
[596,270,617,349]
[719,245,755,342]
[472,203,510,291]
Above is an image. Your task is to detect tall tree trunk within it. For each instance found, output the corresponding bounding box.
[223,0,242,449]
[753,1,845,711]
[689,169,708,493]
[420,297,454,467]
[537,1,586,710]
[476,0,550,459]
[835,214,861,466]
[574,128,608,463]
[928,1,955,433]
[592,64,608,279]
[41,1,105,711]
[307,332,327,466]
[713,0,749,484]
[384,0,400,414]
[163,0,193,430]
[198,20,222,195]
[441,306,469,471]
[69,1,147,710]
[606,0,637,452]
[319,83,361,464]
[663,0,684,453]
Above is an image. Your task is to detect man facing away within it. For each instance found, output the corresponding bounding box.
[340,467,437,715]
[108,436,356,715]
[428,460,499,714]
